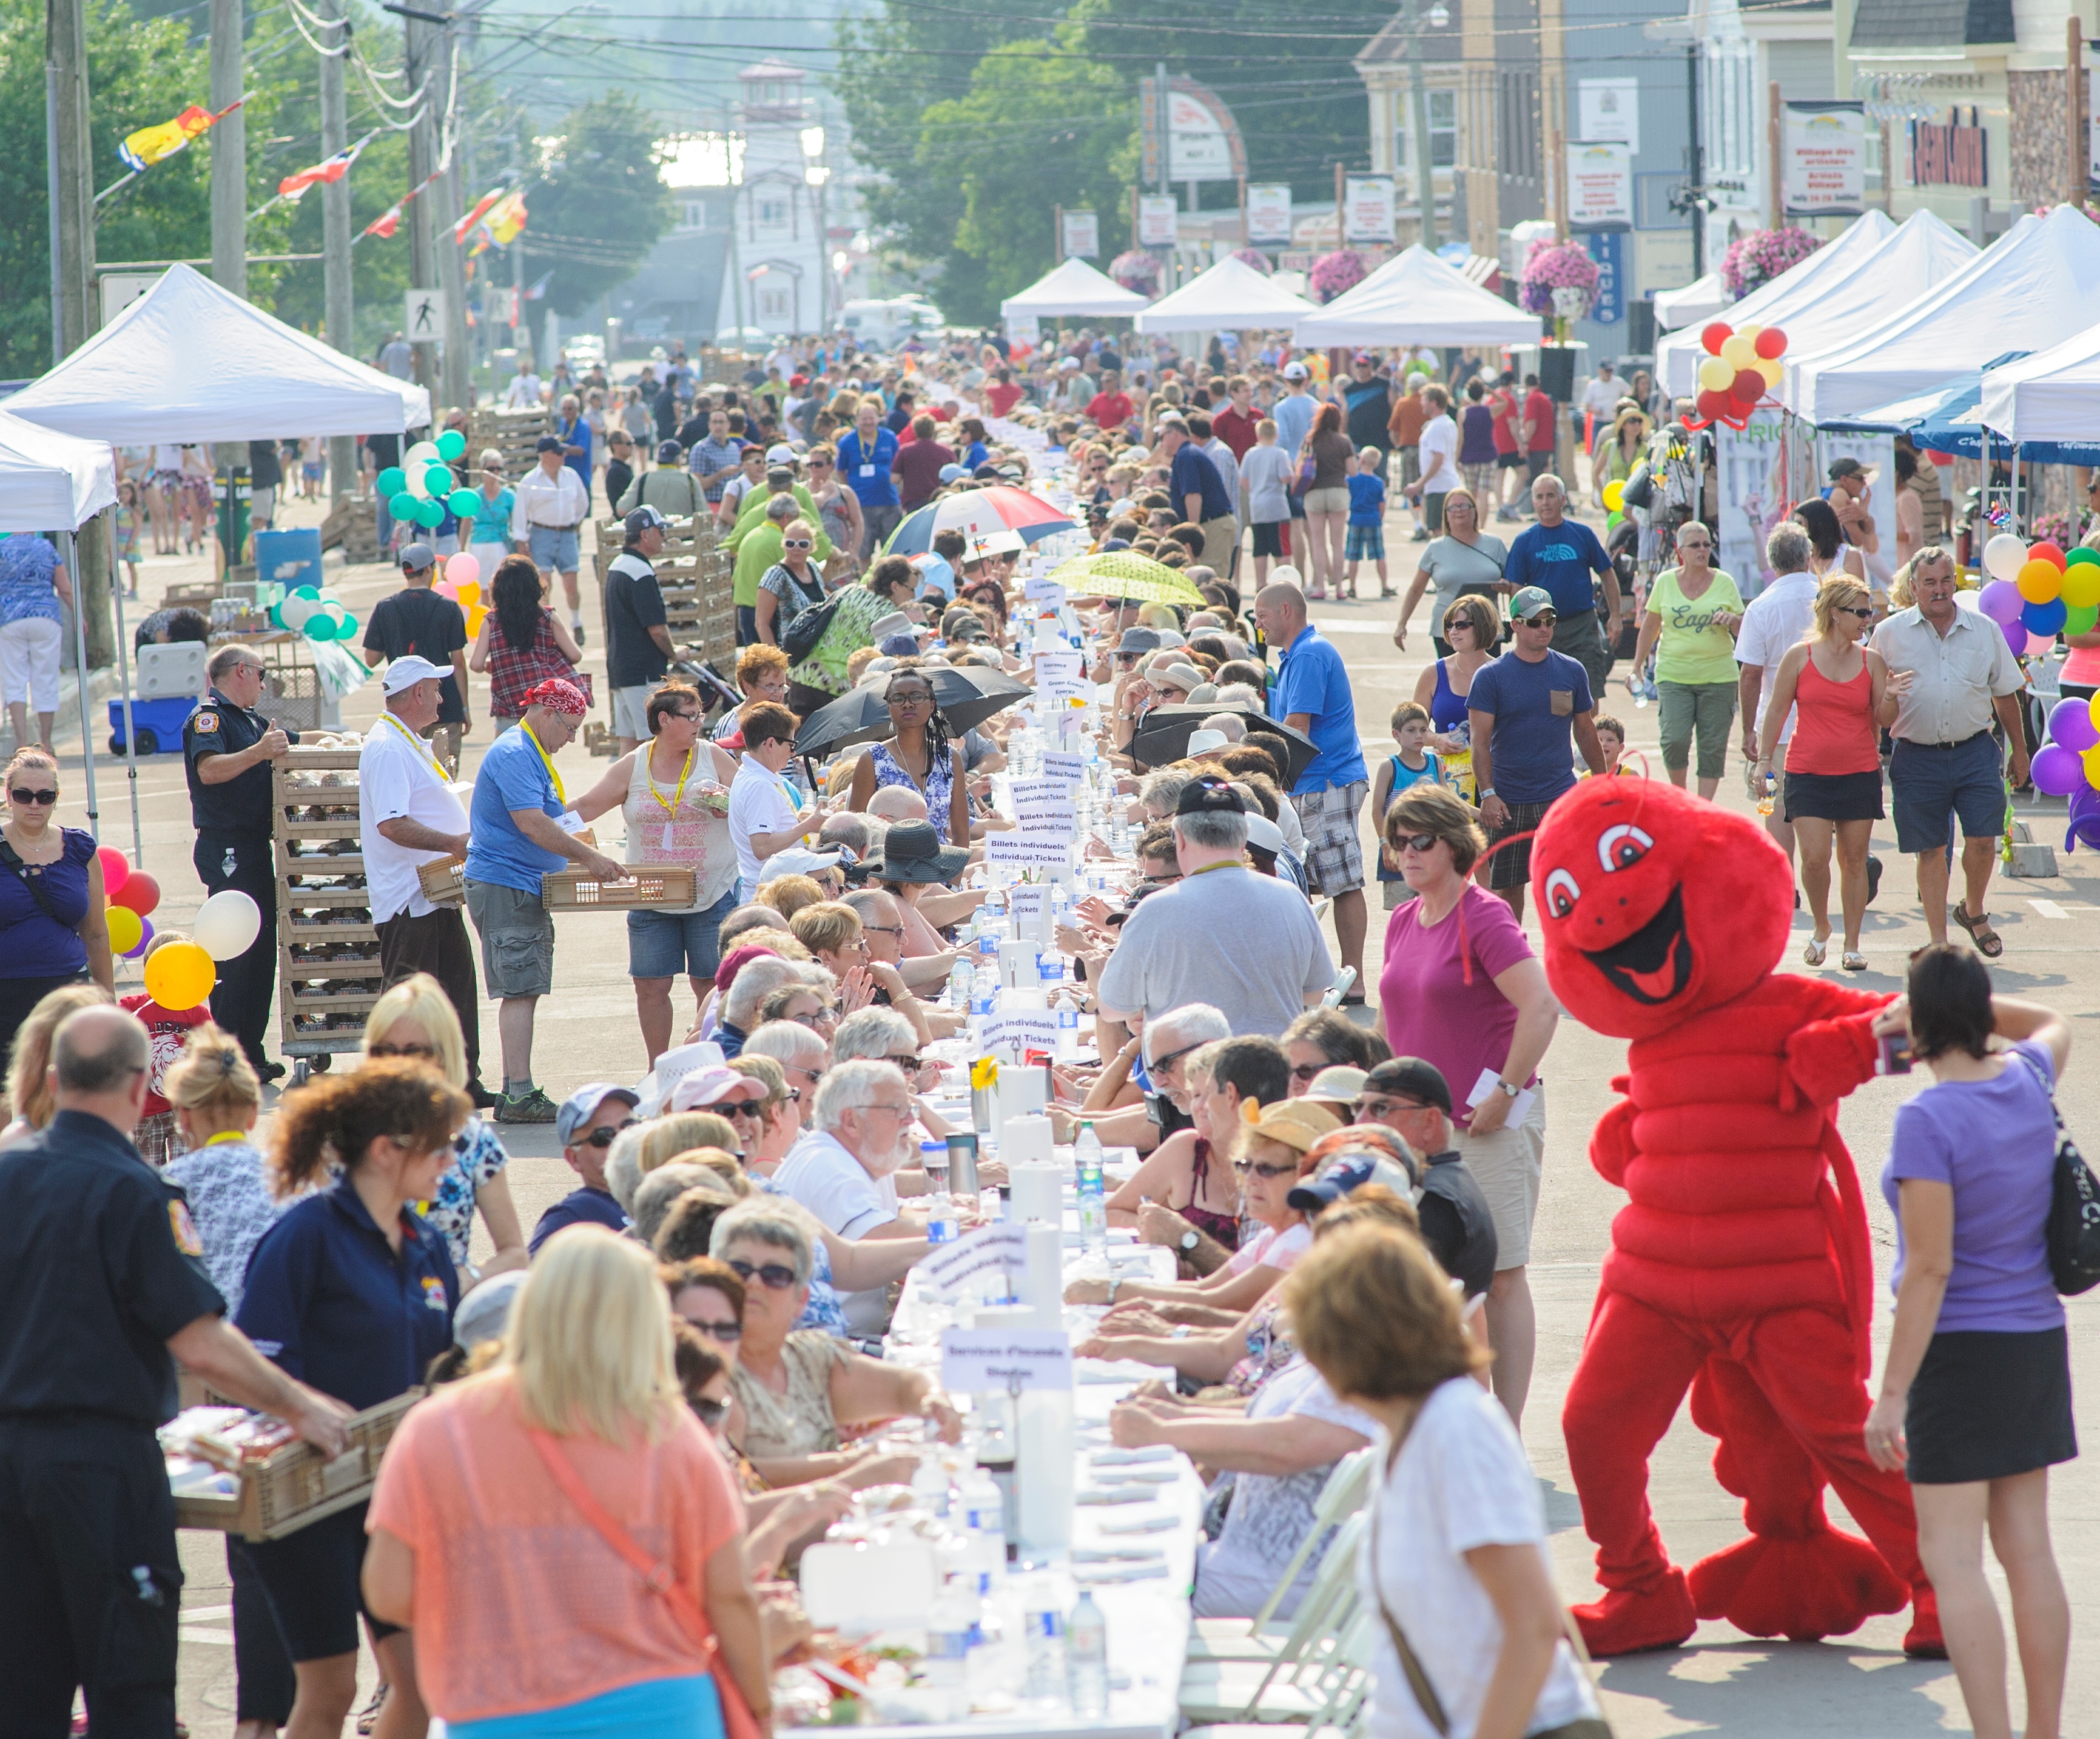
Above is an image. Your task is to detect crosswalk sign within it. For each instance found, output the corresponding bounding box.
[405,288,445,340]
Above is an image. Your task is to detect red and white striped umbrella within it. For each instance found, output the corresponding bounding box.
[881,485,1076,554]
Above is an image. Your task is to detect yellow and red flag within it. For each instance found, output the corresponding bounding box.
[117,99,240,173]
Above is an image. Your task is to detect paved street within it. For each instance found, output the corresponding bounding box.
[108,497,2100,1736]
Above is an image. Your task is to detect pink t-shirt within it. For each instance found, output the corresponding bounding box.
[1379,883,1536,1128]
[1227,1220,1312,1276]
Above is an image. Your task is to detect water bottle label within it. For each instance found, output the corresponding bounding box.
[928,1219,957,1244]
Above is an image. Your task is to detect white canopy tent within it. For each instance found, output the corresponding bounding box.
[1652,273,1729,332]
[999,258,1150,320]
[1133,256,1316,333]
[1788,205,2100,424]
[1978,317,2100,445]
[1655,208,1903,398]
[6,262,430,442]
[1292,245,1538,348]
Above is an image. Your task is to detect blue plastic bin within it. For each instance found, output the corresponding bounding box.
[253,527,323,596]
[107,695,198,756]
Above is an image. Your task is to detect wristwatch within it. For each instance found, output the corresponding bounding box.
[1493,1078,1522,1099]
[1179,1228,1200,1252]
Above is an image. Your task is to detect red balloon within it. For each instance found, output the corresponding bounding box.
[1753,326,1787,359]
[1699,322,1733,356]
[2030,541,2068,571]
[95,845,129,896]
[112,871,160,917]
[1695,388,1733,421]
[1731,368,1766,405]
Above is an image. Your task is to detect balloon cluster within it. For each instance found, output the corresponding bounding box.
[275,584,360,645]
[1690,321,1787,430]
[97,847,159,958]
[374,428,473,534]
[433,551,489,639]
[1975,534,2100,660]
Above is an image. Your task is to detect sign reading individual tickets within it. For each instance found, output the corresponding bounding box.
[917,1222,1029,1302]
[987,835,1075,872]
[940,1326,1074,1395]
[1032,650,1083,684]
[1011,884,1052,939]
[1041,751,1086,788]
[982,1008,1061,1058]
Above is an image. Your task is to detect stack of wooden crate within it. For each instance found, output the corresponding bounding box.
[318,495,381,564]
[469,405,553,481]
[591,513,737,674]
[273,744,383,1077]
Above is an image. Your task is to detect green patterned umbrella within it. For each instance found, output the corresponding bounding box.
[1045,551,1209,606]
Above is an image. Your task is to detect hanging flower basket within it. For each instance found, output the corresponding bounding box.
[1231,248,1273,275]
[1719,226,1820,297]
[1516,239,1599,319]
[1310,250,1367,303]
[1109,250,1160,296]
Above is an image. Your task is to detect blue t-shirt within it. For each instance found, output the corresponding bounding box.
[1273,391,1317,458]
[836,428,900,509]
[470,487,514,547]
[1347,473,1386,528]
[1170,443,1234,523]
[0,535,62,627]
[1268,625,1368,792]
[464,724,568,896]
[558,415,590,494]
[1465,648,1593,805]
[1504,519,1611,617]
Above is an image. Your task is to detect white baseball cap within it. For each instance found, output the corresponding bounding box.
[1282,361,1309,381]
[381,655,449,696]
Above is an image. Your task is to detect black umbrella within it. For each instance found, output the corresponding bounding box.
[793,665,1035,758]
[1127,704,1320,783]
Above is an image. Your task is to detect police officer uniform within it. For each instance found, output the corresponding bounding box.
[0,1106,226,1733]
[185,685,297,1076]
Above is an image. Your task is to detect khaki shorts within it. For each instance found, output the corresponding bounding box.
[465,877,556,999]
[1303,485,1350,516]
[1453,1082,1546,1269]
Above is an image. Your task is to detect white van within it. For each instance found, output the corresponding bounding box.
[839,297,945,354]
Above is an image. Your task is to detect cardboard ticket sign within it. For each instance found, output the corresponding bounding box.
[918,1222,1029,1301]
[1032,650,1083,684]
[1041,751,1086,787]
[982,1008,1061,1057]
[1023,579,1069,608]
[987,835,1074,872]
[1011,885,1052,936]
[940,1326,1073,1394]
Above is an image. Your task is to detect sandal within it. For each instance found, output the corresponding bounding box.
[1842,951,1869,973]
[1802,936,1828,967]
[1952,901,2004,958]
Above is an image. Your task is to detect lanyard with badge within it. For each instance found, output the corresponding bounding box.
[379,714,451,786]
[647,747,696,852]
[519,721,575,835]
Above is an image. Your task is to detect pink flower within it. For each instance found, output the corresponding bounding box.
[1310,250,1368,302]
[1720,227,1820,297]
[1109,250,1160,296]
[1516,240,1599,317]
[1231,248,1273,276]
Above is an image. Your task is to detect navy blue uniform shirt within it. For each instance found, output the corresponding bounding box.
[0,1110,225,1427]
[529,1185,631,1256]
[236,1180,457,1410]
[184,684,299,835]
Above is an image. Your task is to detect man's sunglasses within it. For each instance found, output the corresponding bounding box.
[885,1053,929,1077]
[1289,1062,1326,1084]
[1519,611,1559,626]
[577,1118,639,1148]
[727,1257,800,1290]
[10,788,58,805]
[1147,1040,1204,1074]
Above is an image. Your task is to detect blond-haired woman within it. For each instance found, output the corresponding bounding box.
[363,973,527,1283]
[753,517,829,650]
[1757,575,1909,972]
[364,1226,772,1738]
[0,979,109,1146]
[0,746,112,1067]
[1285,1224,1604,1739]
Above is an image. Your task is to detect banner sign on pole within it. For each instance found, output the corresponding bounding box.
[1566,143,1633,229]
[1783,102,1865,217]
[1342,176,1395,243]
[1061,210,1099,258]
[1245,184,1293,245]
[1716,408,1787,598]
[1138,195,1179,247]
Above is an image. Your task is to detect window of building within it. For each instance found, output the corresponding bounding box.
[758,285,792,322]
[679,201,707,232]
[757,196,789,228]
[1395,89,1458,170]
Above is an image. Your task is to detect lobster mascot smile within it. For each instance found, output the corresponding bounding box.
[1533,778,1942,1657]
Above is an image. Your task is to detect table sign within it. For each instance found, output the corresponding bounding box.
[917,1222,1029,1302]
[940,1326,1073,1395]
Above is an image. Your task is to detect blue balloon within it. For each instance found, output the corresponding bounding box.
[2021,596,2068,636]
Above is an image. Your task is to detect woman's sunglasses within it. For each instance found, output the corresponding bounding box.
[1391,831,1441,855]
[683,1315,743,1341]
[728,1257,800,1290]
[368,1041,436,1060]
[721,1100,766,1120]
[688,1396,730,1430]
[10,787,58,805]
[1838,606,1875,620]
[1232,1158,1300,1180]
[783,539,814,550]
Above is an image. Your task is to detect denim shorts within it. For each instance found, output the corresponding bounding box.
[1890,732,2004,852]
[527,522,580,574]
[627,882,738,979]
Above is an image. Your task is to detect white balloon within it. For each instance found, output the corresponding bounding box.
[405,465,432,500]
[1984,532,2030,583]
[193,889,262,961]
[280,595,320,630]
[321,601,349,625]
[404,440,440,468]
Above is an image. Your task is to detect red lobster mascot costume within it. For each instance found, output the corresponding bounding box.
[1532,778,1941,1657]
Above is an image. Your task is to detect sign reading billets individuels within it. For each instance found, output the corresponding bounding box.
[1032,649,1083,682]
[940,1326,1073,1394]
[918,1223,1029,1301]
[981,1008,1061,1058]
[1041,752,1086,787]
[988,835,1075,872]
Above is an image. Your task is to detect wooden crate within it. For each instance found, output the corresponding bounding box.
[173,1392,423,1541]
[542,866,696,909]
[163,580,223,608]
[416,859,465,906]
[277,842,366,879]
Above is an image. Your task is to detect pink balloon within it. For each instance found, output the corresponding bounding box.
[2027,632,2057,657]
[1978,579,2025,625]
[445,551,480,589]
[434,581,461,602]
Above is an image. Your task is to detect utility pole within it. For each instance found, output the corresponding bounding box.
[1404,0,1437,250]
[1768,80,1783,230]
[318,0,356,495]
[2070,14,2086,213]
[431,24,471,412]
[1685,41,1704,278]
[405,11,438,396]
[46,0,95,354]
[210,0,245,294]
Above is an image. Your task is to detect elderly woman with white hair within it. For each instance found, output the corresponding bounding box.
[711,1199,958,1484]
[714,956,829,1059]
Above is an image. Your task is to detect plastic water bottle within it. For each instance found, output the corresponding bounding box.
[1067,1591,1108,1718]
[1056,1000,1082,1060]
[923,1573,980,1720]
[924,1139,958,1242]
[912,1447,954,1519]
[1075,1122,1106,1254]
[1021,1576,1068,1704]
[949,953,975,1012]
[971,958,999,1018]
[982,881,1008,936]
[958,1465,1008,1588]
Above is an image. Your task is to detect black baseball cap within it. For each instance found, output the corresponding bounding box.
[1362,1057,1452,1115]
[535,434,564,453]
[1174,774,1246,818]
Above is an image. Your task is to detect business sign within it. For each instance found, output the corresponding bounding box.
[1342,176,1395,243]
[1138,195,1179,247]
[1061,209,1099,259]
[1578,78,1640,152]
[1566,142,1633,229]
[1140,76,1246,186]
[1584,231,1625,325]
[1246,184,1293,245]
[1910,110,1987,188]
[1782,102,1865,217]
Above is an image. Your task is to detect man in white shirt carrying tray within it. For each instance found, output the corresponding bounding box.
[358,656,493,1106]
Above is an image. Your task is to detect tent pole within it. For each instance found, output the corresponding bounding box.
[107,533,142,863]
[60,529,99,842]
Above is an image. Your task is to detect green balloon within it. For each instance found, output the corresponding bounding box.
[436,429,467,462]
[339,612,359,638]
[447,488,482,518]
[2069,603,2100,635]
[376,466,405,496]
[389,490,419,519]
[304,615,338,642]
[415,498,444,529]
[2070,546,2100,568]
[423,463,454,496]
[291,584,321,601]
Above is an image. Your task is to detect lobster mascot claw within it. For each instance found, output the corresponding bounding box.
[1533,778,1942,1657]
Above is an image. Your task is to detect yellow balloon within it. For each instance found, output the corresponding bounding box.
[1735,322,1762,343]
[1602,480,1626,510]
[104,905,142,956]
[2017,559,2065,603]
[2084,744,2100,790]
[144,941,216,1013]
[1719,334,1758,371]
[1756,357,1783,386]
[455,581,481,612]
[1697,356,1734,393]
[2064,565,2100,610]
[465,605,489,638]
[2088,691,2100,735]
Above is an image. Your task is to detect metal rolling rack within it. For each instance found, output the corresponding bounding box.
[273,744,381,1083]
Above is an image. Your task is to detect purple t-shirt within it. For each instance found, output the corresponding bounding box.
[1881,1039,2065,1334]
[1379,884,1535,1128]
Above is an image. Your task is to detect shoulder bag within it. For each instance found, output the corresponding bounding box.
[1369,1466,1613,1739]
[781,580,847,664]
[526,1426,768,1739]
[0,833,66,924]
[2010,1049,2100,1295]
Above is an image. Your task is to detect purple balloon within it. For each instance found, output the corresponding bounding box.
[2032,742,2086,796]
[2003,615,2027,655]
[2050,696,2100,753]
[122,915,153,960]
[1979,579,2027,625]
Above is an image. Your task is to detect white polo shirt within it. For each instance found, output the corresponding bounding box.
[359,716,469,922]
[776,1128,898,1239]
[1735,568,1819,745]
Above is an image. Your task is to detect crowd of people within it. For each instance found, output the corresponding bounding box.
[0,325,2078,1739]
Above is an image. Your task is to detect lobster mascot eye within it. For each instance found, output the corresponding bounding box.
[1529,779,1942,1659]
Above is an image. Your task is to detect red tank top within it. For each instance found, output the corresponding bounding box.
[1784,652,1879,776]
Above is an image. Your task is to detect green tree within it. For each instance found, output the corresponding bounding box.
[916,33,1135,324]
[519,89,671,354]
